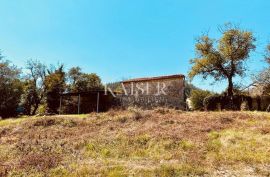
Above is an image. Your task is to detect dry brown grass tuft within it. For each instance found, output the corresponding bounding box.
[19,153,61,172]
[33,118,57,127]
[0,165,10,177]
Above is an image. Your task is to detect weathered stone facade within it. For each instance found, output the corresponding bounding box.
[118,74,185,109]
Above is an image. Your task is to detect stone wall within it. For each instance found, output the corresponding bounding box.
[117,77,185,109]
[117,95,185,109]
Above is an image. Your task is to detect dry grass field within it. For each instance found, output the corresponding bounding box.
[1,108,270,177]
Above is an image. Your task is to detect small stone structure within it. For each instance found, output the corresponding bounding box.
[118,74,185,109]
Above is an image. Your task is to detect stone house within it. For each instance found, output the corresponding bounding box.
[118,74,185,109]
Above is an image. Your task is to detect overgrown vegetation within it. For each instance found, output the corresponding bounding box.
[1,109,270,176]
[204,94,253,111]
[0,56,23,118]
[190,89,212,110]
[0,56,103,118]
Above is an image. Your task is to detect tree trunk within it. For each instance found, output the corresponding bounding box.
[227,77,233,97]
[31,103,39,115]
[227,76,234,110]
[31,98,41,115]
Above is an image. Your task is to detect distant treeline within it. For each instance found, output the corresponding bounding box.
[0,57,103,118]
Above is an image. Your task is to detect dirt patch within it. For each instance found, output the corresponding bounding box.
[220,116,234,124]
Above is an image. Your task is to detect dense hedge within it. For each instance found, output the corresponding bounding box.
[203,94,252,111]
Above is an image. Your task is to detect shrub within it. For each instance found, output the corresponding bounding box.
[203,94,222,111]
[190,90,212,110]
[128,107,143,121]
[36,104,47,115]
[116,116,128,123]
[179,140,194,151]
[204,94,253,111]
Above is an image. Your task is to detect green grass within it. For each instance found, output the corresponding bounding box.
[0,114,90,127]
[0,116,33,127]
[222,130,270,163]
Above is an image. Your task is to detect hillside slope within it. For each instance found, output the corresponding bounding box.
[0,109,270,176]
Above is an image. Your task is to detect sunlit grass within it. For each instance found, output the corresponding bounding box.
[1,110,270,176]
[207,129,270,164]
[0,116,33,127]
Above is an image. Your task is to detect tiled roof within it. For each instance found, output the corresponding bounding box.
[122,74,185,83]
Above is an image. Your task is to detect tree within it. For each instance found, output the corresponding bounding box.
[265,44,270,64]
[21,80,39,115]
[45,64,66,114]
[253,44,270,95]
[189,24,256,98]
[21,59,47,115]
[68,67,82,87]
[67,67,103,92]
[0,55,23,118]
[106,81,122,93]
[75,73,103,92]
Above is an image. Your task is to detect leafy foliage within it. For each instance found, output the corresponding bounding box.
[204,94,252,111]
[190,89,212,110]
[21,59,47,115]
[189,24,256,97]
[184,82,200,98]
[21,80,40,115]
[68,67,103,92]
[106,81,122,93]
[45,65,66,114]
[0,56,23,118]
[74,73,103,91]
[68,67,82,89]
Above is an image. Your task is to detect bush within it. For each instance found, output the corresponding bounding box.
[204,94,253,111]
[37,104,47,115]
[203,94,222,111]
[190,90,212,110]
